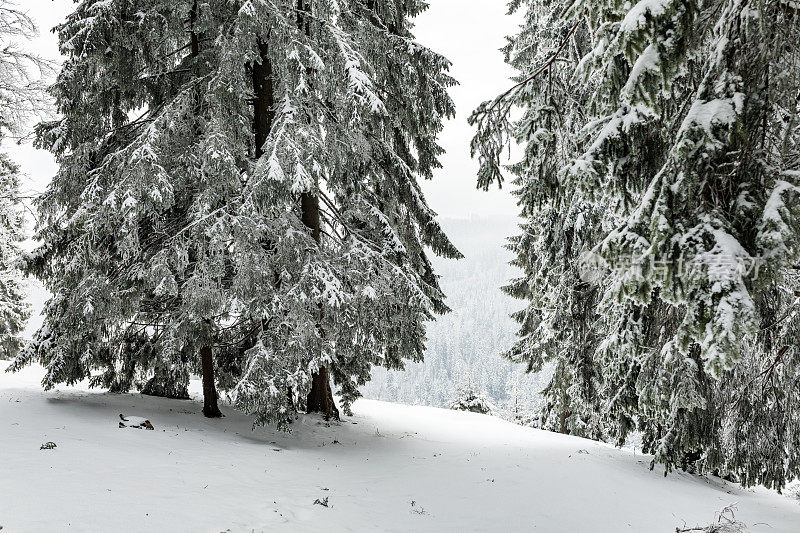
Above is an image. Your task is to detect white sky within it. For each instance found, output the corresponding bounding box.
[413,0,520,218]
[6,0,522,335]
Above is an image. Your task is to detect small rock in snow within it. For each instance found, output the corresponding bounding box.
[118,414,155,430]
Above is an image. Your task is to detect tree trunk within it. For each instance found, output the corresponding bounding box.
[301,192,321,241]
[306,365,339,420]
[201,345,222,418]
[252,41,300,418]
[252,39,274,159]
[291,0,338,421]
[559,409,571,435]
[189,2,221,419]
[300,191,339,420]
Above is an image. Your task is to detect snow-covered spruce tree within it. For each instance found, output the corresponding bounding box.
[711,267,800,489]
[0,1,49,360]
[471,0,608,439]
[0,155,27,360]
[473,0,800,488]
[449,379,493,415]
[17,0,458,426]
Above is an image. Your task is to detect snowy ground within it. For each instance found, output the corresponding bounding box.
[2,362,799,532]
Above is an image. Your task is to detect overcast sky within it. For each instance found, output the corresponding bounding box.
[6,0,522,335]
[413,0,520,218]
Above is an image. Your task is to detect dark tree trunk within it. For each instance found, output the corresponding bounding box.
[306,366,339,420]
[189,2,199,57]
[559,409,571,435]
[301,192,339,420]
[301,192,321,241]
[252,41,297,417]
[201,345,222,418]
[188,1,221,419]
[290,0,338,421]
[252,39,275,159]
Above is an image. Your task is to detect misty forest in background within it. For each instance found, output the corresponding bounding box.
[361,215,550,422]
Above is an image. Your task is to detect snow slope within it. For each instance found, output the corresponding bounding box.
[1,361,798,532]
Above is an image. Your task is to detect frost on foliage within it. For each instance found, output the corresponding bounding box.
[20,0,458,427]
[0,155,29,360]
[0,1,44,360]
[472,0,800,489]
[0,0,52,136]
[449,380,494,415]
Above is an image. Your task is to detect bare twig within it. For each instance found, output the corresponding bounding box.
[486,15,584,114]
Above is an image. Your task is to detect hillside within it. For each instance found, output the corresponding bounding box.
[2,362,799,532]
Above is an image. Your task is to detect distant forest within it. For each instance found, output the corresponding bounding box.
[360,216,550,416]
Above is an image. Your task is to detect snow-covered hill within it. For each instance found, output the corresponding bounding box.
[2,362,798,532]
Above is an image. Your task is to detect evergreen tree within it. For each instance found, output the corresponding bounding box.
[0,1,48,360]
[0,154,27,360]
[15,0,458,426]
[449,378,493,415]
[472,0,607,439]
[472,0,800,488]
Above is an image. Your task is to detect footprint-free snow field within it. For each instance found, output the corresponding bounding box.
[2,361,798,532]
